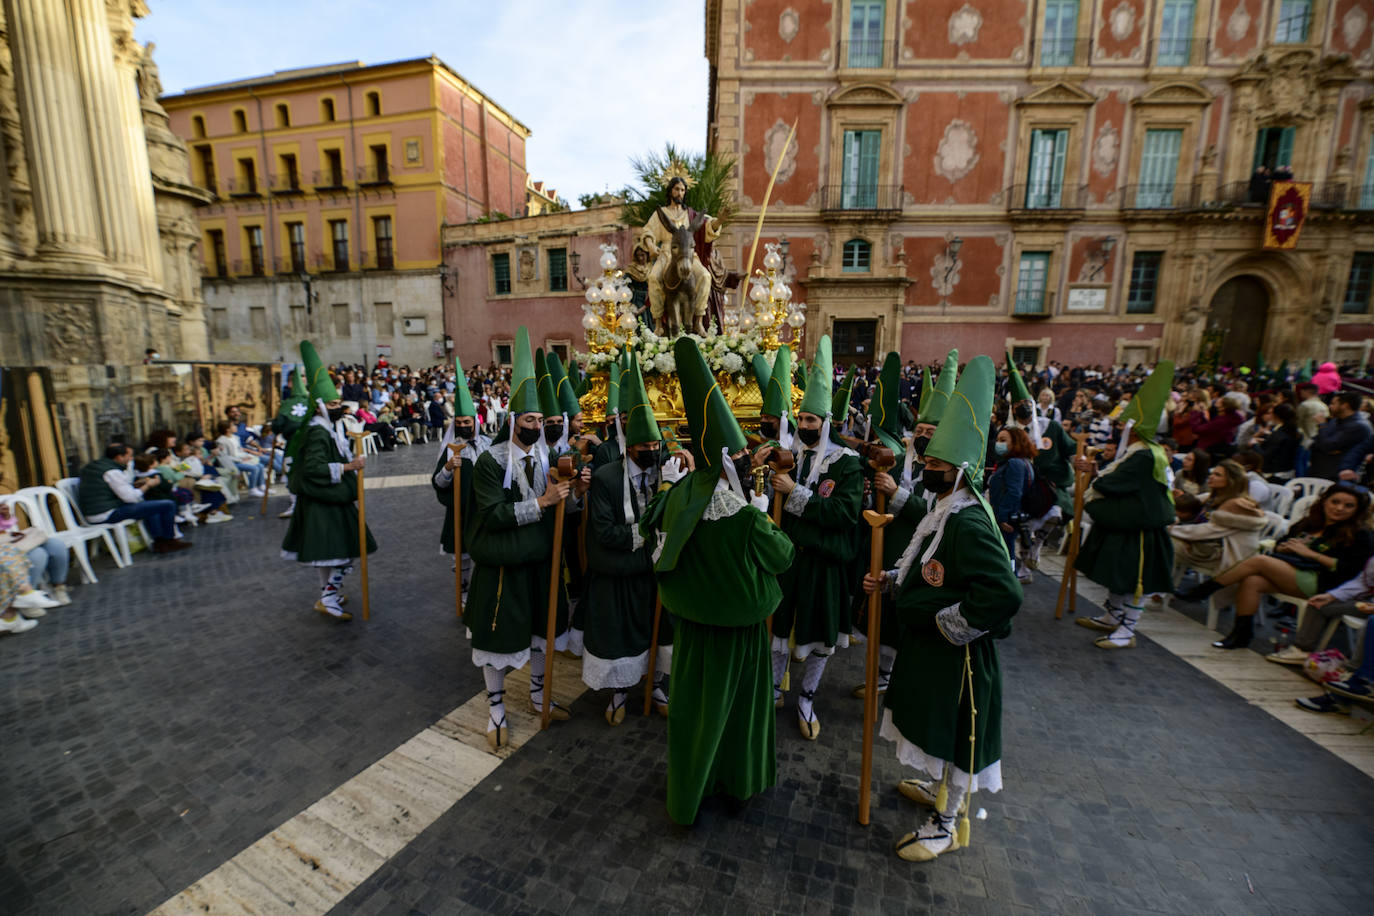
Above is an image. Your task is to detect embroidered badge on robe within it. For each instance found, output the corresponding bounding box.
[818,479,835,497]
[922,559,945,586]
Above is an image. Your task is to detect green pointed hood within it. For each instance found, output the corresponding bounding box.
[676,336,746,468]
[1117,359,1174,445]
[868,352,904,455]
[915,368,936,424]
[546,351,581,417]
[1299,358,1314,382]
[762,346,793,420]
[273,368,310,434]
[289,366,308,399]
[603,351,626,417]
[451,356,476,417]
[507,326,541,415]
[299,340,339,404]
[919,349,959,425]
[751,354,773,395]
[622,354,662,447]
[925,354,993,482]
[535,348,560,417]
[1005,351,1032,404]
[831,365,856,423]
[798,336,833,417]
[794,357,807,392]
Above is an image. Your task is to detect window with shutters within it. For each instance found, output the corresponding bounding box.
[275,103,290,128]
[1157,0,1196,65]
[1126,252,1163,314]
[1253,127,1295,171]
[321,97,336,122]
[1011,346,1041,369]
[1274,0,1311,43]
[1136,130,1183,208]
[329,219,349,271]
[1360,137,1374,209]
[373,216,393,269]
[548,248,568,291]
[1026,129,1068,208]
[207,229,227,277]
[287,222,306,273]
[847,1,885,67]
[1041,0,1078,66]
[1343,254,1374,314]
[494,341,513,366]
[492,252,511,294]
[840,129,880,209]
[233,109,247,133]
[842,239,871,273]
[245,226,264,276]
[1014,253,1051,315]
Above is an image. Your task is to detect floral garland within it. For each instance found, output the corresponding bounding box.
[577,326,771,384]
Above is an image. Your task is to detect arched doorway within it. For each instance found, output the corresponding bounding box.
[1204,276,1269,367]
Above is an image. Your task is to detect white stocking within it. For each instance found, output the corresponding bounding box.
[797,654,828,721]
[771,647,789,700]
[1105,600,1145,645]
[528,650,547,705]
[483,666,506,732]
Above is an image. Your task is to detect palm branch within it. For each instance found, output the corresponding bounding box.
[619,143,737,227]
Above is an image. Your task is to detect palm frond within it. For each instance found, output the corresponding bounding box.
[619,143,737,227]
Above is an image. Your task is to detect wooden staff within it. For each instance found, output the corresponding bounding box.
[1054,432,1091,620]
[858,507,894,826]
[446,441,467,619]
[642,592,664,717]
[259,441,276,516]
[542,455,577,730]
[346,431,371,621]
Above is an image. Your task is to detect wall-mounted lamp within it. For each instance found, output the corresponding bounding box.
[438,262,455,296]
[297,271,318,314]
[943,237,963,287]
[1086,236,1116,282]
[568,247,588,289]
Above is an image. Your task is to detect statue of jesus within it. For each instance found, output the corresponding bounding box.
[638,176,721,336]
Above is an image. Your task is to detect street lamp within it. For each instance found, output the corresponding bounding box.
[1086,236,1116,282]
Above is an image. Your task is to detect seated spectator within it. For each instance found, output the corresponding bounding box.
[1258,402,1300,478]
[1270,555,1374,665]
[204,438,241,504]
[1296,621,1374,710]
[157,447,230,523]
[427,391,448,433]
[1173,448,1211,498]
[1177,483,1374,649]
[76,443,190,554]
[0,536,60,634]
[1233,450,1275,509]
[1173,491,1204,525]
[1309,392,1372,481]
[400,394,427,442]
[215,420,266,496]
[354,403,396,451]
[1190,392,1246,461]
[134,452,196,526]
[1169,459,1266,588]
[0,499,70,607]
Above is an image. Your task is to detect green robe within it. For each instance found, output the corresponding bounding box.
[465,442,569,662]
[281,422,377,563]
[582,459,670,688]
[774,447,863,654]
[432,446,478,555]
[1031,418,1076,514]
[1075,446,1175,596]
[884,491,1022,781]
[643,483,795,825]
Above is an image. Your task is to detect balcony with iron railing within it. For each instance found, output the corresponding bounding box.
[1119,183,1192,212]
[837,38,897,70]
[1148,36,1207,67]
[231,257,267,277]
[818,184,903,217]
[1012,291,1055,318]
[274,254,310,275]
[270,172,304,195]
[1032,37,1090,69]
[362,242,395,270]
[356,163,392,186]
[313,169,348,191]
[1006,183,1087,215]
[1312,183,1374,212]
[225,177,261,198]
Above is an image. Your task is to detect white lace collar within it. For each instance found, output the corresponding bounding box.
[703,479,748,521]
[894,488,979,586]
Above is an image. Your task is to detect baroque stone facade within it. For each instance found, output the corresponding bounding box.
[707,0,1374,368]
[0,1,210,469]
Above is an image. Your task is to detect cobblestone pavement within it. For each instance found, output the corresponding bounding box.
[3,444,1372,915]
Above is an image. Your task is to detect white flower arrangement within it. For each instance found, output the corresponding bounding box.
[576,325,766,384]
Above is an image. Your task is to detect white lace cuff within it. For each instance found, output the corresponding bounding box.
[434,467,453,487]
[889,486,911,514]
[328,462,342,484]
[882,568,898,593]
[514,497,542,526]
[784,484,811,517]
[630,525,645,552]
[935,603,986,646]
[750,493,770,512]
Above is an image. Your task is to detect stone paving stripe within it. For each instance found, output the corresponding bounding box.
[1040,553,1374,778]
[366,472,430,489]
[147,653,588,916]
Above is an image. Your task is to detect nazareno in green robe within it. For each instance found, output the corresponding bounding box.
[464,440,570,670]
[1030,416,1077,515]
[642,480,795,825]
[281,420,377,565]
[1074,444,1176,597]
[773,445,864,658]
[881,488,1022,792]
[432,442,481,555]
[581,459,671,690]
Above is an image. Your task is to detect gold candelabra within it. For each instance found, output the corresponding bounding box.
[581,244,636,355]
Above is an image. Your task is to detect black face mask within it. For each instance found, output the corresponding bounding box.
[923,467,956,495]
[797,427,821,447]
[1013,405,1033,422]
[544,424,564,444]
[631,447,658,470]
[454,423,475,440]
[912,435,930,456]
[327,406,345,422]
[759,419,779,440]
[516,425,543,447]
[732,453,753,482]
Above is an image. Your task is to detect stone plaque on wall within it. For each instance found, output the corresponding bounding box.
[1066,287,1108,312]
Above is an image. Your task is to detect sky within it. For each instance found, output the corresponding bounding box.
[136,0,708,204]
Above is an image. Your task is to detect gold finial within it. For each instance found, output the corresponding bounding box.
[659,161,696,189]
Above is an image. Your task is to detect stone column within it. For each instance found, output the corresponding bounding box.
[106,3,164,285]
[67,0,147,275]
[6,0,103,258]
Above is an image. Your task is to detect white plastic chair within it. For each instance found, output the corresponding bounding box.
[16,486,124,583]
[1342,614,1368,665]
[339,416,380,456]
[394,427,412,446]
[57,477,145,566]
[1288,477,1331,504]
[1287,493,1319,524]
[1267,484,1294,519]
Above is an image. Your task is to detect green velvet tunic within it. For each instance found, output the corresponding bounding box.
[432,447,477,556]
[643,483,795,825]
[1075,447,1176,597]
[773,448,864,654]
[464,442,569,660]
[281,423,377,563]
[884,492,1022,779]
[581,459,671,687]
[1032,418,1077,514]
